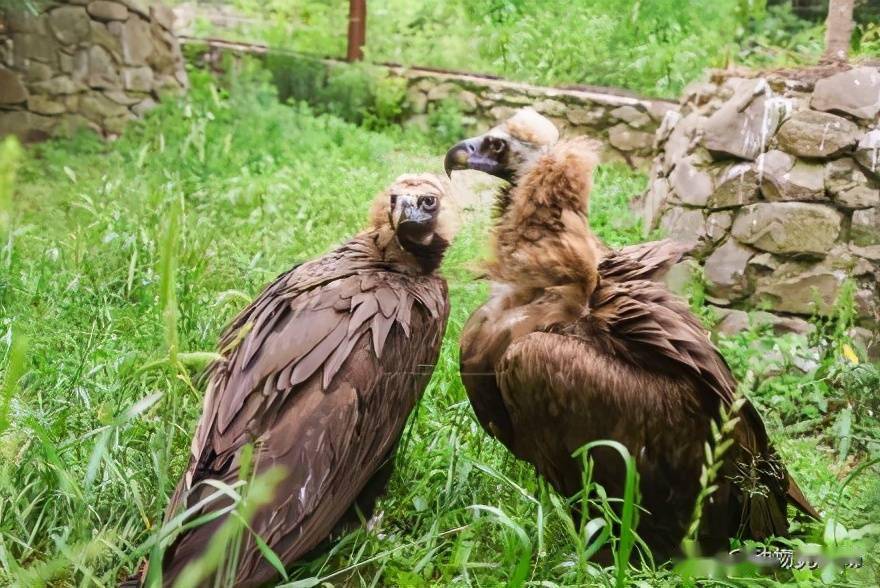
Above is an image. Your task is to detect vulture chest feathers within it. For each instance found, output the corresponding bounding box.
[160,176,451,587]
[460,138,817,561]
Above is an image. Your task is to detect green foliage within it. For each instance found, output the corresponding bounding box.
[1,61,877,586]
[195,0,879,98]
[425,99,466,149]
[736,1,827,68]
[267,54,407,128]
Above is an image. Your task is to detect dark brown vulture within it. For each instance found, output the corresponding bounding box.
[157,174,452,587]
[445,109,818,560]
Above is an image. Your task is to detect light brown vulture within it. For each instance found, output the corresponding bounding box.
[445,109,818,560]
[157,174,453,586]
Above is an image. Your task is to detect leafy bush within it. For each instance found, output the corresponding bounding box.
[266,54,407,128]
[425,99,466,149]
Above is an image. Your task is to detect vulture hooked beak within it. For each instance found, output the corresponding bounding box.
[444,135,510,179]
[392,193,439,243]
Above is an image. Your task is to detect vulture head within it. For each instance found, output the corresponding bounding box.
[444,108,559,182]
[370,173,455,272]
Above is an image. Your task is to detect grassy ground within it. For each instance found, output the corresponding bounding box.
[0,66,878,587]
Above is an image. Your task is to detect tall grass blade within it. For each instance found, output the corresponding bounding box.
[0,136,23,266]
[575,440,638,588]
[158,200,181,364]
[0,327,27,435]
[470,505,531,588]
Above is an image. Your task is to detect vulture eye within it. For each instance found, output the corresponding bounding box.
[487,136,507,154]
[419,196,438,211]
[389,194,398,208]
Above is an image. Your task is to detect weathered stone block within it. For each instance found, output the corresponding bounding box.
[731,202,842,255]
[610,105,651,129]
[13,33,57,65]
[0,110,58,142]
[848,241,880,262]
[669,156,713,207]
[122,66,153,92]
[704,238,755,301]
[608,123,653,152]
[30,75,80,95]
[119,0,150,18]
[79,92,129,122]
[87,1,129,21]
[90,20,124,62]
[27,94,66,115]
[663,112,703,172]
[151,4,176,31]
[851,208,880,247]
[457,90,478,113]
[775,110,860,159]
[48,6,92,45]
[659,206,706,242]
[647,101,677,123]
[426,82,458,102]
[707,162,760,209]
[103,89,142,106]
[855,130,880,178]
[131,97,157,116]
[751,250,873,317]
[811,66,880,121]
[87,45,120,89]
[758,150,825,201]
[121,15,153,65]
[533,98,567,117]
[0,68,28,104]
[701,79,789,160]
[1,39,13,68]
[713,307,815,336]
[642,176,668,235]
[56,113,97,137]
[59,52,74,74]
[706,211,733,241]
[23,61,53,83]
[567,107,605,127]
[826,158,880,209]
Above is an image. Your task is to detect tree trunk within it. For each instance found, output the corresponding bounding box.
[346,0,366,62]
[822,0,855,63]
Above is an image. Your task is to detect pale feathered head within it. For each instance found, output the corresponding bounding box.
[370,173,456,246]
[444,108,560,181]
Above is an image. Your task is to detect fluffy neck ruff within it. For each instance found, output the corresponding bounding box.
[399,234,449,274]
[487,138,601,306]
[371,228,448,275]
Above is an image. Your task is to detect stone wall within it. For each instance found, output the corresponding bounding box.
[0,1,187,141]
[185,38,677,170]
[644,65,880,331]
[399,68,677,169]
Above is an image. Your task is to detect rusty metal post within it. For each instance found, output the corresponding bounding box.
[346,0,366,62]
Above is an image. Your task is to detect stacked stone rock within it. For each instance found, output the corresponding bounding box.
[644,65,880,335]
[0,0,187,141]
[402,70,677,169]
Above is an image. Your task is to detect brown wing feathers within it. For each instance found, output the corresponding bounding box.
[159,174,451,585]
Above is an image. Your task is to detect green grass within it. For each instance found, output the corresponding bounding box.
[0,65,878,587]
